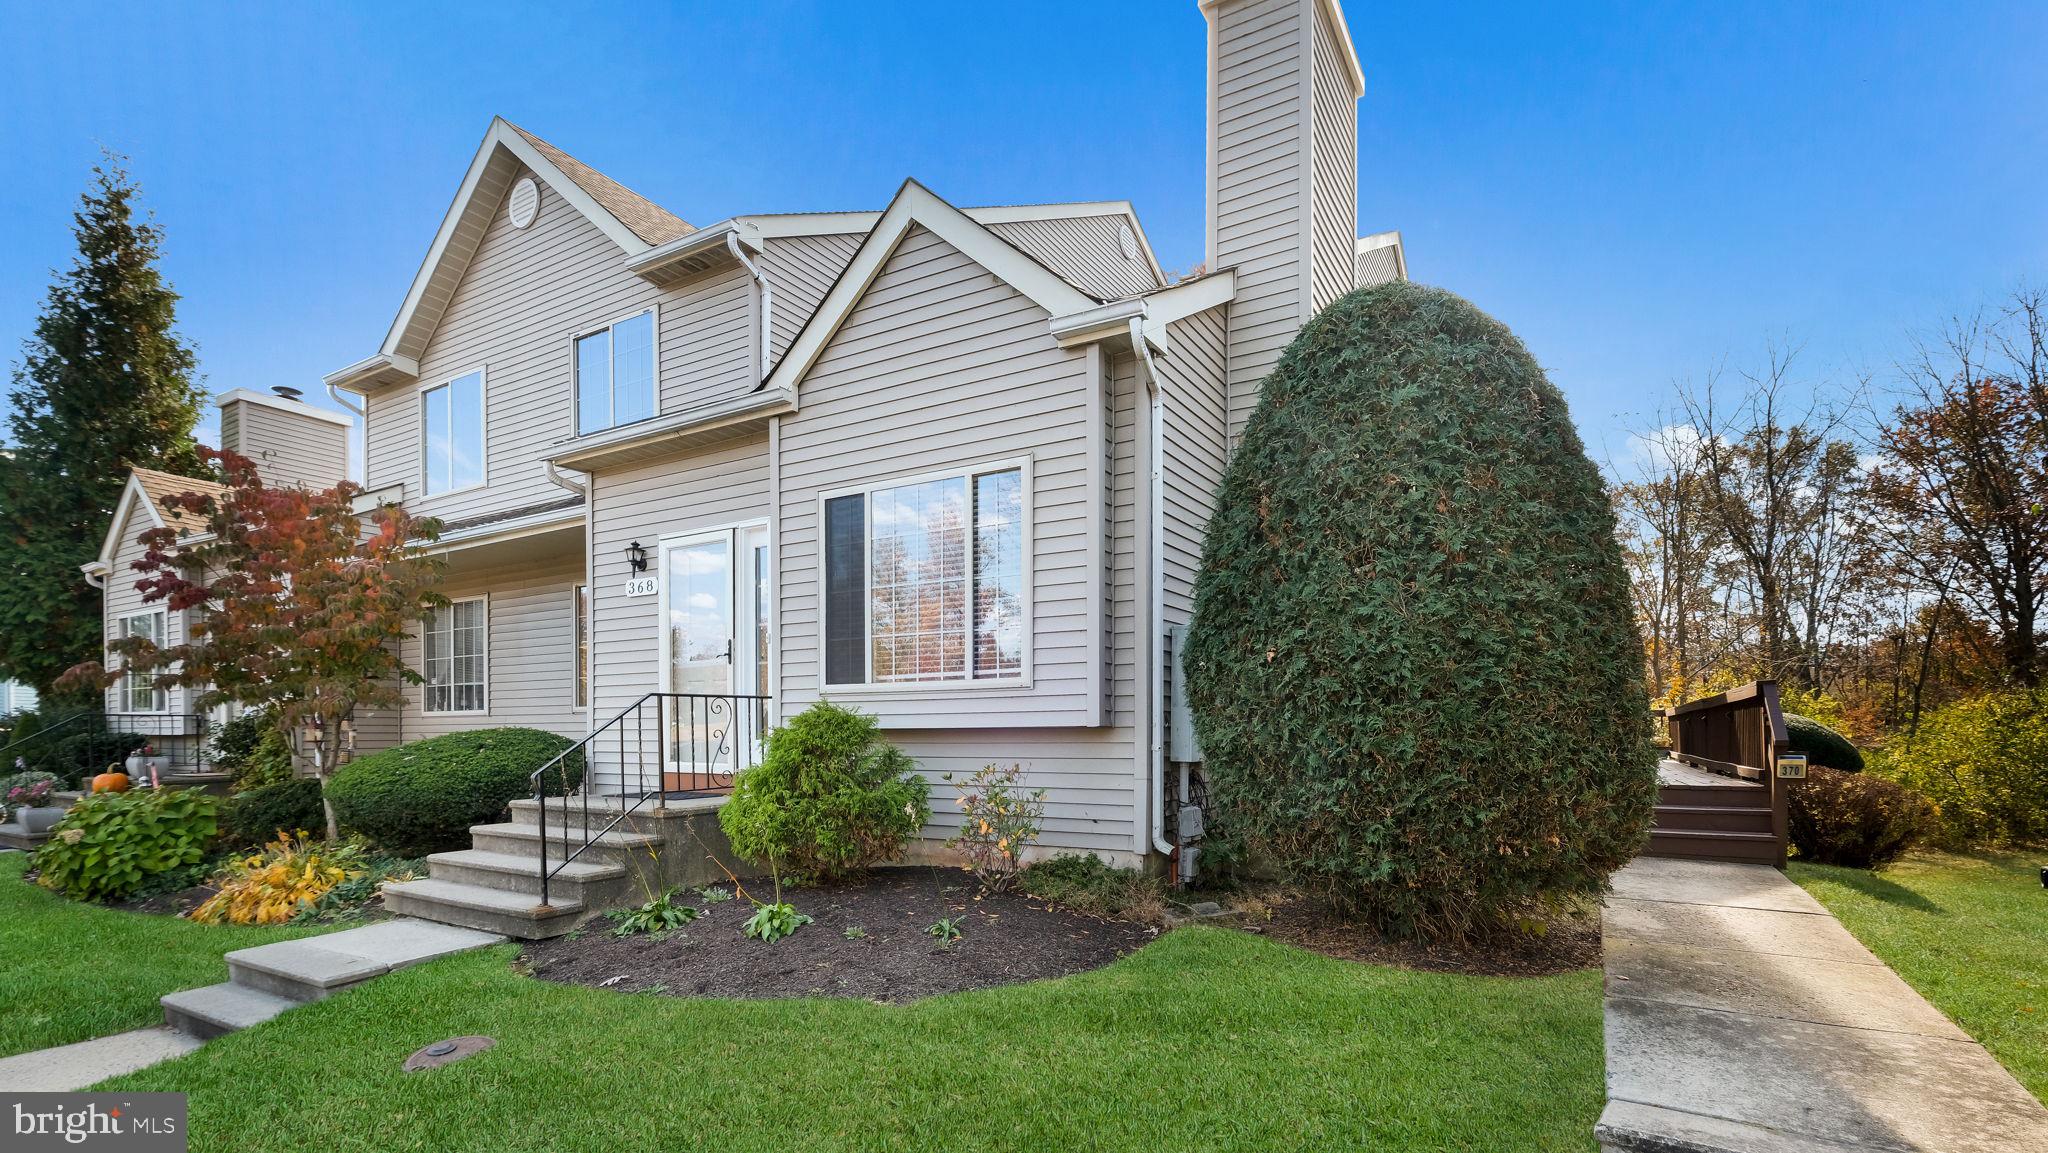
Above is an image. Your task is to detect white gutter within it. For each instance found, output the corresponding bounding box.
[1128,318,1174,858]
[544,462,588,499]
[726,232,773,382]
[325,383,366,419]
[80,563,106,590]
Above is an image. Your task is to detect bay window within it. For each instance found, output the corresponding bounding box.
[822,462,1027,686]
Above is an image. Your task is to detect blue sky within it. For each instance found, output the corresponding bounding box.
[1,1,2043,468]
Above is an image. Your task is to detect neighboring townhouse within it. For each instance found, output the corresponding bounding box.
[82,389,352,771]
[89,0,1401,910]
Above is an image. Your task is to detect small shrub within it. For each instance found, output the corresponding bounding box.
[927,917,964,948]
[191,833,364,924]
[1787,766,1935,867]
[219,778,325,848]
[1020,853,1166,923]
[718,701,930,879]
[1784,713,1864,773]
[942,762,1045,892]
[327,728,584,857]
[32,787,219,902]
[213,709,296,792]
[1883,689,2048,845]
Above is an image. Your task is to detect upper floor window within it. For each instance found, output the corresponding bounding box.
[116,610,167,713]
[576,309,656,435]
[822,462,1028,687]
[423,369,485,496]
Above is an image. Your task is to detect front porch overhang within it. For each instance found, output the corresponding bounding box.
[545,386,794,472]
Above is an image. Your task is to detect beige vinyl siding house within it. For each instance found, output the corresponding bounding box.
[87,0,1398,913]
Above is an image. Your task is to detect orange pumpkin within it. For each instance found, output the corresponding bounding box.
[90,771,130,794]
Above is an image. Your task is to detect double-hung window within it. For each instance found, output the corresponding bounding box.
[422,369,485,495]
[575,310,656,435]
[116,610,167,713]
[423,597,488,713]
[822,463,1027,686]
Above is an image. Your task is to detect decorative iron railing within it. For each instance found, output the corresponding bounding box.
[530,692,770,907]
[0,708,213,785]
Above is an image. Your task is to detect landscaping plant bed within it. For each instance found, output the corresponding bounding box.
[1243,891,1602,977]
[522,866,1158,1001]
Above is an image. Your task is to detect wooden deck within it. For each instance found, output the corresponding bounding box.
[1648,757,1782,865]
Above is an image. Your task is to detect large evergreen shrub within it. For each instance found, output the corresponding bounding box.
[1784,713,1863,773]
[1882,689,2048,845]
[327,728,582,857]
[1183,281,1658,938]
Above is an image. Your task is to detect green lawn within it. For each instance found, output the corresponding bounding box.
[0,853,328,1056]
[1792,849,2048,1102]
[101,927,1605,1152]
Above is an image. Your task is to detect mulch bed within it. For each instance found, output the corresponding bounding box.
[115,882,221,917]
[521,866,1159,1002]
[1242,893,1601,977]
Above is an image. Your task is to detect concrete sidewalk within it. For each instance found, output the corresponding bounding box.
[1599,857,2048,1152]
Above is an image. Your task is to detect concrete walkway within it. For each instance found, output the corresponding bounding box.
[1599,856,2048,1153]
[0,918,500,1092]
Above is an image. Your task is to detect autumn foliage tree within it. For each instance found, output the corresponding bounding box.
[62,449,445,838]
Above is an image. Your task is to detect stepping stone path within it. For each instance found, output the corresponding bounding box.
[1599,856,2048,1153]
[0,918,501,1091]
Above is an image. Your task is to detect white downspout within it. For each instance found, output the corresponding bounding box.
[727,233,772,382]
[544,461,588,499]
[325,383,366,419]
[1129,318,1175,858]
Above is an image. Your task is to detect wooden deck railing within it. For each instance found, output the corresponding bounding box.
[1664,681,1790,867]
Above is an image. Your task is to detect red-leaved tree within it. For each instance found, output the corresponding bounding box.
[62,448,445,838]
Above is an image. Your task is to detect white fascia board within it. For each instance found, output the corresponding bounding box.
[625,220,742,279]
[762,179,1100,395]
[1355,230,1402,252]
[735,211,884,239]
[95,475,163,569]
[1047,268,1237,350]
[214,388,356,428]
[1317,0,1366,98]
[321,352,420,392]
[962,201,1135,224]
[375,118,653,361]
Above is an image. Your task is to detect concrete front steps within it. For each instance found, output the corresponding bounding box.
[161,918,501,1039]
[379,794,741,940]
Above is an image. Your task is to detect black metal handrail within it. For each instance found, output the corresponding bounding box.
[531,691,770,907]
[0,708,213,783]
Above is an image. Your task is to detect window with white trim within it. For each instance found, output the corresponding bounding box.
[422,369,485,495]
[116,610,167,713]
[423,597,487,713]
[575,310,656,435]
[822,464,1026,686]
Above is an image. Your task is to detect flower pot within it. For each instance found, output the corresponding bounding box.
[124,755,169,781]
[16,806,62,834]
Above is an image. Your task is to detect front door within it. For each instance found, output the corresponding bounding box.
[661,526,769,791]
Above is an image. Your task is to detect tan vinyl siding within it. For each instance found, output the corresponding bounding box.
[892,730,1137,855]
[1105,352,1138,728]
[1309,1,1358,313]
[391,550,585,742]
[776,224,1105,728]
[101,511,189,718]
[1157,306,1230,626]
[362,164,754,525]
[983,215,1160,301]
[227,400,348,491]
[1211,0,1311,443]
[218,406,241,462]
[759,233,864,368]
[1356,242,1402,287]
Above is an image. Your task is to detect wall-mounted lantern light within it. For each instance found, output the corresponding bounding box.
[626,541,649,573]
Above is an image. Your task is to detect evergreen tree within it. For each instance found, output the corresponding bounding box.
[0,156,206,699]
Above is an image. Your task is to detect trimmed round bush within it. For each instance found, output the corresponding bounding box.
[1785,713,1863,773]
[327,728,583,857]
[1183,280,1658,939]
[220,777,325,848]
[1787,766,1934,867]
[719,701,930,879]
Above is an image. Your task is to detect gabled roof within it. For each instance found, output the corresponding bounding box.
[761,180,1101,395]
[328,118,692,391]
[92,468,229,571]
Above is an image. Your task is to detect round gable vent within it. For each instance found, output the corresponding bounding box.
[507,176,540,230]
[1117,222,1140,262]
